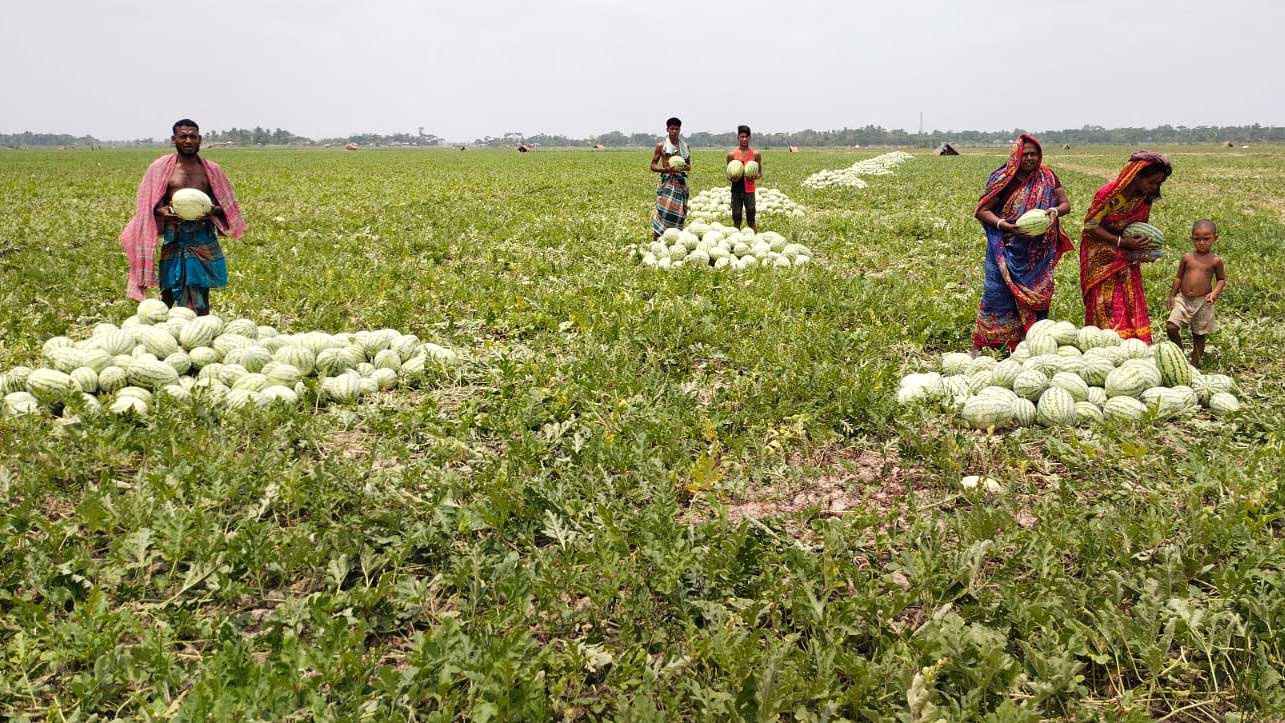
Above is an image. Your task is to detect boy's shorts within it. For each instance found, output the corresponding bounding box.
[1168,294,1218,335]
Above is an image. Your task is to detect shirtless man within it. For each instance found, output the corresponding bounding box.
[1166,220,1226,366]
[120,119,243,311]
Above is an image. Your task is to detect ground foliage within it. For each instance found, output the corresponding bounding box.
[1,145,1284,720]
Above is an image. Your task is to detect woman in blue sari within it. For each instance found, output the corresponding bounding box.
[971,134,1073,353]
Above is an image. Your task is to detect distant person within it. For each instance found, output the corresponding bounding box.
[1079,151,1173,341]
[970,134,1072,353]
[650,117,691,240]
[119,119,246,313]
[1166,220,1226,366]
[726,125,762,231]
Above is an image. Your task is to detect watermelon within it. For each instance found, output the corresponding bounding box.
[1153,341,1192,387]
[1027,334,1058,357]
[137,298,170,323]
[977,386,1021,405]
[4,390,43,416]
[109,394,148,417]
[1120,359,1163,388]
[69,367,99,393]
[1123,221,1164,244]
[165,351,192,375]
[1121,338,1150,359]
[1075,325,1104,351]
[1014,209,1051,237]
[990,359,1023,388]
[1104,366,1152,398]
[1074,401,1105,424]
[168,306,197,322]
[373,349,402,372]
[261,385,300,405]
[1051,322,1079,346]
[1103,396,1148,422]
[264,363,302,387]
[224,319,259,339]
[97,329,136,356]
[1087,387,1108,407]
[134,326,179,358]
[98,366,128,393]
[180,316,223,350]
[1050,372,1089,402]
[1204,374,1236,396]
[213,333,254,358]
[127,358,180,389]
[962,395,1012,429]
[941,352,972,375]
[171,188,213,221]
[1056,345,1083,358]
[726,160,744,181]
[189,347,219,368]
[232,373,270,392]
[225,389,266,411]
[371,368,399,390]
[1209,392,1240,416]
[667,156,687,171]
[27,369,77,403]
[1037,387,1077,426]
[161,384,192,402]
[743,160,760,179]
[1078,356,1116,387]
[1013,369,1050,400]
[1010,397,1037,426]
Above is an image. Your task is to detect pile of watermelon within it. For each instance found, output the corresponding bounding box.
[633,225,813,270]
[0,299,462,420]
[687,187,806,222]
[898,319,1244,429]
[802,151,914,190]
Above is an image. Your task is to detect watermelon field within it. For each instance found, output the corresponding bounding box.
[2,144,1284,720]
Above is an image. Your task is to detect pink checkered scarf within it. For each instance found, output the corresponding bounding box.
[118,153,247,300]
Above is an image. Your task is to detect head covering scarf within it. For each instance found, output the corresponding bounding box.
[1078,151,1173,341]
[971,135,1074,350]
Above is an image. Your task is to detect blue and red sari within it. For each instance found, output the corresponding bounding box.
[972,135,1074,350]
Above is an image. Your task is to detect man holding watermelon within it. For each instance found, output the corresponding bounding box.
[726,125,762,231]
[650,117,691,240]
[119,119,246,313]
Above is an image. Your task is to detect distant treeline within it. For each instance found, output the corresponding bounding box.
[4,124,1282,149]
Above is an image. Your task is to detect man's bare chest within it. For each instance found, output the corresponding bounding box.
[167,162,212,199]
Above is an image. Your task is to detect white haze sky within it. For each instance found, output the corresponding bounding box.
[2,0,1282,141]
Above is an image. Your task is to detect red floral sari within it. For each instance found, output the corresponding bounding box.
[1079,152,1171,342]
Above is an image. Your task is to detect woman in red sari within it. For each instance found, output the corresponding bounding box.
[971,134,1073,353]
[1079,151,1173,341]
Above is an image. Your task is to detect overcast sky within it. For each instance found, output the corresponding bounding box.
[3,0,1281,141]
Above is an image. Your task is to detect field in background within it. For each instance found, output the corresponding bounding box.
[1,146,1283,720]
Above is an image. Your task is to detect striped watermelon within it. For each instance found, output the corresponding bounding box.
[1009,397,1037,426]
[1037,387,1077,426]
[137,298,169,323]
[179,316,223,350]
[1103,396,1148,421]
[1209,392,1240,416]
[1104,366,1152,398]
[962,395,1012,429]
[128,358,180,389]
[1013,369,1050,400]
[1050,372,1089,401]
[109,395,148,417]
[1074,401,1105,424]
[3,391,41,416]
[1123,222,1164,244]
[1078,356,1116,387]
[224,319,259,339]
[1087,387,1108,407]
[27,369,77,403]
[70,367,99,393]
[1152,341,1192,386]
[274,346,316,376]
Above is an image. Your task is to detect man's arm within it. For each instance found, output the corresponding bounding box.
[650,143,665,173]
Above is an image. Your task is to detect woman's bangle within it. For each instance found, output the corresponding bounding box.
[1116,235,1122,248]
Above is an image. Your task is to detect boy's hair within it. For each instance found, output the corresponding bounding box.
[1192,219,1217,234]
[172,118,199,134]
[665,117,682,128]
[737,125,751,136]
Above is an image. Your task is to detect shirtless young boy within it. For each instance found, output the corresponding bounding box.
[1166,219,1226,366]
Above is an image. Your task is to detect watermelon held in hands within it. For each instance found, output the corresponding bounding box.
[726,160,744,181]
[743,160,760,180]
[1014,209,1052,236]
[667,156,688,171]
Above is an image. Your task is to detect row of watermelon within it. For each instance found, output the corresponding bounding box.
[899,319,1243,429]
